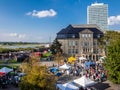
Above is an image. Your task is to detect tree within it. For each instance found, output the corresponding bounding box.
[98,31,120,54]
[54,52,64,66]
[98,31,120,46]
[103,31,120,84]
[50,38,62,55]
[19,55,57,90]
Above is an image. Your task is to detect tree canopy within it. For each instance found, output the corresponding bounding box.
[20,55,57,90]
[103,31,120,84]
[50,38,62,55]
[98,31,120,47]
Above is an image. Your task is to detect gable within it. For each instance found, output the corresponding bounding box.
[80,29,93,34]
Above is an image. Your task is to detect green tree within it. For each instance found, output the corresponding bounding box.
[20,55,57,90]
[103,31,120,84]
[50,38,62,55]
[98,31,120,54]
[98,31,120,46]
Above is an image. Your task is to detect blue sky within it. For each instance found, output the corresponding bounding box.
[0,0,120,42]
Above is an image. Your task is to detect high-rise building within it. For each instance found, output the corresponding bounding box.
[87,3,108,31]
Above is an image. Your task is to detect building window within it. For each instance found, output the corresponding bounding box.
[72,35,75,38]
[75,41,78,46]
[68,49,71,54]
[82,34,84,37]
[68,41,72,46]
[85,34,88,37]
[73,41,75,46]
[84,42,87,46]
[68,49,78,54]
[72,49,75,54]
[68,41,76,46]
[89,34,91,37]
[75,49,78,54]
[82,34,91,38]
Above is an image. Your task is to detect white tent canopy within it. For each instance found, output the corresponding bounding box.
[59,64,71,69]
[99,56,106,63]
[73,76,96,88]
[79,56,87,60]
[100,56,106,60]
[0,67,13,73]
[17,72,26,77]
[57,82,79,90]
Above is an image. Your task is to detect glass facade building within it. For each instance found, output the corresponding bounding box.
[87,3,108,31]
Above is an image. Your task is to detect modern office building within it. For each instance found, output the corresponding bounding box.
[87,3,108,31]
[56,24,105,61]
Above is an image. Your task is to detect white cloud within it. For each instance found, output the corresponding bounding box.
[108,15,120,25]
[18,34,26,38]
[0,33,26,42]
[26,9,57,18]
[9,33,18,37]
[9,33,26,39]
[0,32,55,42]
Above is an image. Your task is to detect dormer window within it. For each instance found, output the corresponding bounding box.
[97,34,100,38]
[72,35,75,38]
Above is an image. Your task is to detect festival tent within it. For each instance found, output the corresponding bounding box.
[0,72,6,76]
[50,67,58,73]
[0,67,13,73]
[79,56,87,60]
[55,72,62,77]
[99,56,106,63]
[73,76,96,88]
[17,72,26,77]
[59,64,71,69]
[100,56,106,60]
[56,82,79,90]
[85,61,95,66]
[68,56,76,64]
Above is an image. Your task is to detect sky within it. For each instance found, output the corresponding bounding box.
[0,0,120,42]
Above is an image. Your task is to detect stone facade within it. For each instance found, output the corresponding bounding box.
[57,24,105,61]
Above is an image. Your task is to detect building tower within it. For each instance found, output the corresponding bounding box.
[87,3,108,31]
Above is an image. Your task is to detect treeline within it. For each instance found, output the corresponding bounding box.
[0,42,40,45]
[0,47,34,53]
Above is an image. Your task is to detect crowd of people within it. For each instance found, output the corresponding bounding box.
[50,58,107,81]
[47,57,107,83]
[0,70,22,89]
[64,59,107,82]
[54,58,108,90]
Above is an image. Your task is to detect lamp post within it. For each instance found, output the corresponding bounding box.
[97,34,101,61]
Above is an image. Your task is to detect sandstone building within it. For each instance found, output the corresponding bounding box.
[56,24,105,61]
